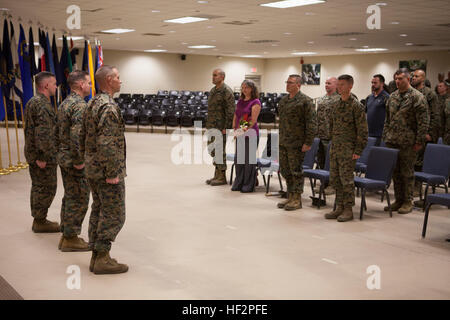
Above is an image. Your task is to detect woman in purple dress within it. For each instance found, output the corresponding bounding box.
[231,80,261,192]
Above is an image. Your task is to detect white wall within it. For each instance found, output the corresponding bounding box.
[103,50,266,94]
[96,49,450,100]
[264,51,450,100]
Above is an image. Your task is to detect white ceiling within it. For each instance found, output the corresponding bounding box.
[2,0,450,58]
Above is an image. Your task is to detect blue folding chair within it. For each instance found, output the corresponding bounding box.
[354,147,399,220]
[437,137,443,144]
[304,142,331,209]
[257,133,284,194]
[302,137,320,170]
[355,137,377,176]
[422,193,450,238]
[415,144,450,209]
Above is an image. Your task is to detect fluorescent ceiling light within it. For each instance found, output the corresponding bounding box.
[145,49,167,52]
[242,55,262,58]
[355,48,388,52]
[164,17,208,24]
[390,21,400,25]
[399,34,408,37]
[260,0,325,9]
[188,45,216,49]
[58,36,84,41]
[151,10,160,13]
[405,43,414,46]
[101,28,135,34]
[291,51,317,55]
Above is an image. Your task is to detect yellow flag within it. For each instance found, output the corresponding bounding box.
[87,42,96,96]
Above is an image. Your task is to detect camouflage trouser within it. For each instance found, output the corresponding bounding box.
[414,140,435,171]
[386,143,416,202]
[29,164,57,220]
[60,167,90,237]
[88,178,126,252]
[207,133,227,171]
[330,151,356,207]
[317,139,329,169]
[279,145,305,193]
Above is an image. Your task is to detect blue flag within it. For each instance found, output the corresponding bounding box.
[45,32,55,74]
[0,85,4,121]
[18,24,33,107]
[28,26,37,76]
[52,34,63,86]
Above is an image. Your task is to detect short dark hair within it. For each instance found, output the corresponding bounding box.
[394,68,410,78]
[68,70,89,89]
[35,71,55,87]
[240,80,259,100]
[338,74,354,85]
[289,74,302,85]
[373,74,385,83]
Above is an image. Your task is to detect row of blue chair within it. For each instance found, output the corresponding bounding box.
[228,135,449,228]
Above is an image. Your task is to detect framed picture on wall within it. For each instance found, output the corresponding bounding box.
[301,64,321,85]
[399,60,427,73]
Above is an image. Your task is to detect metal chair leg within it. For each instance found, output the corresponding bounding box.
[277,171,283,191]
[422,203,432,238]
[385,189,392,217]
[360,189,365,220]
[230,163,235,185]
[423,183,430,211]
[318,183,324,209]
[266,174,271,194]
[309,177,315,197]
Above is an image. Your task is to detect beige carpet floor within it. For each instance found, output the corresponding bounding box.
[0,128,449,300]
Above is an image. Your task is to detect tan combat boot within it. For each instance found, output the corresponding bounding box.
[60,235,90,252]
[337,206,354,222]
[90,251,97,272]
[32,218,61,233]
[93,251,129,275]
[324,205,344,219]
[384,201,403,212]
[210,170,227,186]
[90,251,118,272]
[284,193,302,211]
[398,200,413,214]
[277,193,293,209]
[205,167,218,185]
[58,235,64,250]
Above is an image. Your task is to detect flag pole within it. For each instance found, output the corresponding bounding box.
[2,94,20,172]
[19,98,28,168]
[11,91,26,169]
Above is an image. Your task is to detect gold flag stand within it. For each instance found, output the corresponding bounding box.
[2,95,20,172]
[0,132,11,175]
[12,92,27,169]
[19,98,28,168]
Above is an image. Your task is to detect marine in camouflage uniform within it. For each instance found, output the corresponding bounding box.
[316,91,339,169]
[206,69,236,186]
[414,85,440,167]
[383,81,429,213]
[437,92,449,140]
[57,90,90,250]
[84,92,126,254]
[328,94,368,220]
[443,97,450,145]
[24,74,60,233]
[277,75,316,211]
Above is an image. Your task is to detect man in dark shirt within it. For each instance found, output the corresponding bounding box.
[366,74,389,146]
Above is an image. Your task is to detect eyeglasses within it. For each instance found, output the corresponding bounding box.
[285,81,296,84]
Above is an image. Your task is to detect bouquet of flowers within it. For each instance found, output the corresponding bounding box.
[234,114,250,137]
[239,114,250,130]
